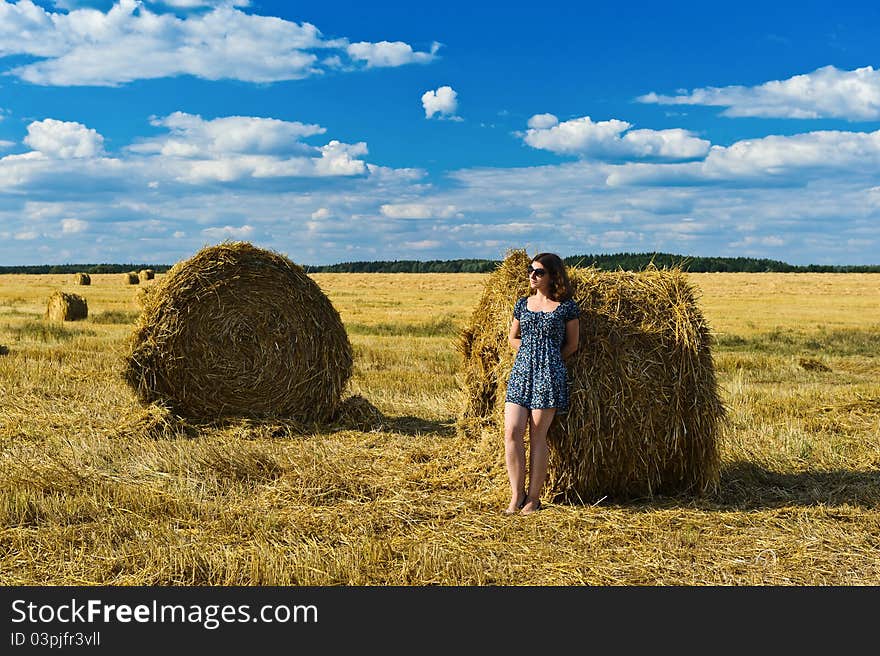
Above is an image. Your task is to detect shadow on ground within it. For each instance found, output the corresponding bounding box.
[561,461,880,510]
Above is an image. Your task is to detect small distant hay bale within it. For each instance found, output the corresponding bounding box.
[124,241,353,422]
[798,357,831,372]
[46,291,88,322]
[73,272,91,285]
[331,394,386,432]
[458,249,725,501]
[0,345,8,356]
[138,269,155,282]
[122,272,139,285]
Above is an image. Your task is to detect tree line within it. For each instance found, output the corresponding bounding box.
[1,253,878,274]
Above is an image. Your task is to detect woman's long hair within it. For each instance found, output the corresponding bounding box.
[532,252,573,301]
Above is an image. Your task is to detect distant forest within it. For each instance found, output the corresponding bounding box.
[1,253,879,274]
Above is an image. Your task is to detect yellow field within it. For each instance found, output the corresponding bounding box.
[1,272,878,585]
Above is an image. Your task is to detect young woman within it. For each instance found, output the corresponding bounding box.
[503,253,580,515]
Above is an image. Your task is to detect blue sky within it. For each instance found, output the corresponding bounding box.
[1,0,879,266]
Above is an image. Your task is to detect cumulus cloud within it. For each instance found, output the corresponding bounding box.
[638,65,880,120]
[380,203,459,219]
[24,119,105,158]
[348,40,439,68]
[607,129,880,185]
[527,113,559,129]
[421,86,461,120]
[130,112,325,157]
[0,1,438,86]
[201,224,254,238]
[0,112,376,192]
[60,218,88,233]
[521,114,710,160]
[126,112,368,182]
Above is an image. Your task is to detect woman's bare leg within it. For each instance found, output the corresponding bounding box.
[522,407,555,514]
[503,402,529,513]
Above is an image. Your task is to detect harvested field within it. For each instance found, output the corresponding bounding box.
[0,271,878,585]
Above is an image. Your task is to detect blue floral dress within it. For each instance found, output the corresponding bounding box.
[505,296,580,411]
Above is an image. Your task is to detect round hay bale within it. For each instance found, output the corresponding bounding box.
[46,291,88,322]
[457,249,725,501]
[138,269,155,282]
[0,345,8,356]
[123,241,353,422]
[73,272,91,285]
[122,272,139,285]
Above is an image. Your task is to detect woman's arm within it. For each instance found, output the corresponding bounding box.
[561,318,579,360]
[508,318,521,352]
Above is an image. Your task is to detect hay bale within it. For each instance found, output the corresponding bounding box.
[0,345,8,356]
[457,249,724,501]
[73,272,91,285]
[123,241,353,422]
[46,291,88,322]
[122,272,139,285]
[138,269,155,282]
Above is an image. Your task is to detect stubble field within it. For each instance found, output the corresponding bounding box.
[1,271,878,585]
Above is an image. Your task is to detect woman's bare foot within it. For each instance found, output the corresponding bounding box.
[520,497,542,515]
[504,491,527,515]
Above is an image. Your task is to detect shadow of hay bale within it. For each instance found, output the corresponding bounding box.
[115,394,388,440]
[46,291,88,322]
[711,461,880,509]
[0,345,8,356]
[123,241,353,423]
[457,248,726,503]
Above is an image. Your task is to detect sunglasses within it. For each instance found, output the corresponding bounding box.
[527,266,547,278]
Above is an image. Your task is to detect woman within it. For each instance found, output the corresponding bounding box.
[503,252,579,515]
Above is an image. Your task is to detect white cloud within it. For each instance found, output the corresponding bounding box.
[527,113,559,129]
[130,112,325,157]
[201,224,254,238]
[311,207,332,220]
[0,140,14,150]
[24,119,104,158]
[314,140,368,176]
[0,112,377,191]
[400,239,442,250]
[0,1,437,86]
[638,65,880,120]
[421,86,461,120]
[61,218,87,233]
[607,129,880,185]
[522,114,709,160]
[380,203,459,219]
[129,113,368,182]
[348,40,439,68]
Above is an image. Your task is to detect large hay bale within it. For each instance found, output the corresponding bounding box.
[123,241,353,422]
[73,272,91,285]
[46,291,88,321]
[122,272,139,285]
[458,249,724,501]
[138,269,155,282]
